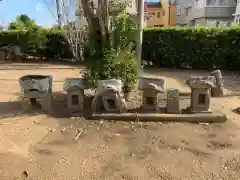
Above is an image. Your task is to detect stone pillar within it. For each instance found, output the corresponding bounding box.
[210,70,224,97]
[166,89,180,114]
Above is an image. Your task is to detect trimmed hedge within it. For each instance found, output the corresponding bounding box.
[0,29,73,59]
[1,27,240,70]
[142,27,240,70]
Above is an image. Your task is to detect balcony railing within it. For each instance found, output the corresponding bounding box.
[206,0,236,7]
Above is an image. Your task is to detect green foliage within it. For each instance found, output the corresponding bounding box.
[8,14,39,31]
[0,29,73,59]
[84,47,139,92]
[142,26,240,70]
[84,5,139,92]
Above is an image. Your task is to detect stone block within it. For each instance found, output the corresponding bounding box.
[91,79,127,113]
[63,78,85,112]
[166,89,180,114]
[66,89,84,112]
[139,76,165,112]
[210,70,224,97]
[186,76,214,113]
[19,75,53,111]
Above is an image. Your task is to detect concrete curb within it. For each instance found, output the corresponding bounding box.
[91,113,228,123]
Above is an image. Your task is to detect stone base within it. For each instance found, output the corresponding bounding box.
[66,90,84,112]
[21,94,52,112]
[191,108,212,114]
[101,92,127,113]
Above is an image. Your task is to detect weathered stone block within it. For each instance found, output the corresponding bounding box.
[91,79,127,113]
[19,75,53,111]
[63,78,85,112]
[166,89,180,114]
[210,70,224,97]
[186,76,215,113]
[139,76,165,112]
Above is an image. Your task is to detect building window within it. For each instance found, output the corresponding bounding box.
[163,11,165,16]
[176,5,181,15]
[185,8,189,16]
[149,12,156,16]
[206,19,216,26]
[157,12,161,18]
[207,0,216,6]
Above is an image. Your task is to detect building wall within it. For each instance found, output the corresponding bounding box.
[145,1,176,27]
[176,0,236,26]
[146,7,165,27]
[176,0,192,25]
[161,0,176,26]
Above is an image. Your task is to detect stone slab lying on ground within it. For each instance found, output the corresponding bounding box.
[91,112,227,123]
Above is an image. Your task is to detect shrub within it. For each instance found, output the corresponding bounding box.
[142,26,240,70]
[84,47,139,92]
[0,29,73,60]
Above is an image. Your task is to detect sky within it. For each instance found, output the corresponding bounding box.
[0,0,160,28]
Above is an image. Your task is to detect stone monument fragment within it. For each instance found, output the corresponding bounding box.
[63,78,84,112]
[139,76,165,111]
[186,76,215,113]
[19,75,53,111]
[91,79,127,113]
[166,89,180,114]
[210,70,224,97]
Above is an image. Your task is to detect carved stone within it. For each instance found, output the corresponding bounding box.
[19,75,53,111]
[186,76,215,113]
[91,79,127,113]
[210,70,224,97]
[63,78,84,112]
[166,89,180,114]
[139,76,165,111]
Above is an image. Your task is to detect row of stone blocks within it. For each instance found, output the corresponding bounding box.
[18,70,224,114]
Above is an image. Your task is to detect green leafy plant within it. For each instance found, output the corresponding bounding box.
[83,3,139,92]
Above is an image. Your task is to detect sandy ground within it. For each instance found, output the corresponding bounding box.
[0,62,240,180]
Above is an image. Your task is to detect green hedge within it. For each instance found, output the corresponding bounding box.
[0,29,73,60]
[142,27,240,70]
[1,27,240,70]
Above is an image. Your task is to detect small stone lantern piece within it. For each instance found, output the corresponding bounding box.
[210,70,224,97]
[166,89,180,114]
[139,76,165,111]
[186,76,215,113]
[91,79,127,113]
[19,75,53,111]
[63,78,85,112]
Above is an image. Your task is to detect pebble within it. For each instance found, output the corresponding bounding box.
[22,170,29,177]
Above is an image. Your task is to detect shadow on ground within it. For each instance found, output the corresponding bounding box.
[0,92,93,120]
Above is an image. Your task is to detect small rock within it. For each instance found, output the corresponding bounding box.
[115,133,120,136]
[22,170,29,177]
[61,128,66,133]
[97,127,100,131]
[177,148,182,152]
[48,128,56,132]
[99,120,104,125]
[33,121,40,124]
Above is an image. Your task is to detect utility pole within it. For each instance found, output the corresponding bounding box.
[56,0,62,28]
[136,0,144,70]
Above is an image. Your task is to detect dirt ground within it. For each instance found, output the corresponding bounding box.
[1,62,240,180]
